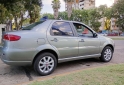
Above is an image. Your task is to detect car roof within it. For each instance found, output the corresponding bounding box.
[46,19,81,23]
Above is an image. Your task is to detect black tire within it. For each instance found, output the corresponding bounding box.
[100,46,113,62]
[34,52,57,76]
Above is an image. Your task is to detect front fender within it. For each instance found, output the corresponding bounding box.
[100,37,115,53]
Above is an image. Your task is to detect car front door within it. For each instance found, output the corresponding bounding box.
[47,21,78,59]
[72,22,100,56]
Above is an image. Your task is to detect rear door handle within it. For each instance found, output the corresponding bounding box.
[51,38,58,42]
[79,39,84,42]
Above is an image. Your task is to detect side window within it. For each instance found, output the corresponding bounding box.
[73,23,93,37]
[51,22,74,36]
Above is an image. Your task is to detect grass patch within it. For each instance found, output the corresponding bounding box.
[29,64,124,85]
[110,38,124,40]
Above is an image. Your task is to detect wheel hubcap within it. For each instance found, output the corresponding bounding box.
[104,48,112,61]
[39,56,54,73]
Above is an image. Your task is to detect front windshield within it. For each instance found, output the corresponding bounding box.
[22,21,44,30]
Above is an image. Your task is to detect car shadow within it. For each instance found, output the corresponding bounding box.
[24,58,106,78]
[0,58,107,82]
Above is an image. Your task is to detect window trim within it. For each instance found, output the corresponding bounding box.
[50,21,76,37]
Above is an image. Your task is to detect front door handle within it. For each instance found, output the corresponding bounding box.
[51,38,58,42]
[79,39,84,42]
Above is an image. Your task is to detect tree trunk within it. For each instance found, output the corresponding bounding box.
[6,20,12,31]
[14,16,18,30]
[54,9,58,19]
[29,11,34,24]
[20,12,23,30]
[67,2,73,20]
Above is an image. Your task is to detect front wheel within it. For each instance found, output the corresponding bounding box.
[34,52,57,76]
[100,46,113,62]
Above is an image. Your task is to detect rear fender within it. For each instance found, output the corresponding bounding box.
[32,44,60,62]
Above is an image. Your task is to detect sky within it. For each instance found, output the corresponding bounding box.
[41,0,114,14]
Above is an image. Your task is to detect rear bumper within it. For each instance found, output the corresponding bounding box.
[0,47,34,66]
[1,58,31,66]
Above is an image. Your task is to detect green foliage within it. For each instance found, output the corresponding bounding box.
[41,13,54,19]
[22,18,30,25]
[52,0,60,9]
[112,0,124,31]
[64,0,74,2]
[88,8,101,21]
[0,0,42,30]
[70,10,89,24]
[25,0,42,23]
[91,21,101,32]
[88,8,101,31]
[97,5,113,20]
[58,11,68,20]
[0,4,7,23]
[104,8,112,19]
[97,5,107,17]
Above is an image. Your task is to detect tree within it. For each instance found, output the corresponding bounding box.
[70,10,89,24]
[58,8,101,31]
[0,0,23,25]
[104,8,112,19]
[91,21,101,32]
[0,4,7,23]
[112,0,124,31]
[25,0,42,24]
[64,0,74,19]
[11,1,25,30]
[0,0,43,30]
[51,0,60,19]
[58,11,68,20]
[88,8,101,31]
[97,5,108,18]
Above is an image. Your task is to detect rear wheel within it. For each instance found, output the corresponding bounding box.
[34,52,57,76]
[100,46,113,62]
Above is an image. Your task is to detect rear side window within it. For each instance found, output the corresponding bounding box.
[22,21,44,30]
[51,21,74,36]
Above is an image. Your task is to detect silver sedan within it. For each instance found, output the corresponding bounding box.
[1,20,115,76]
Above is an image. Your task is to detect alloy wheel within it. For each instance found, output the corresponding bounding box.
[38,56,54,74]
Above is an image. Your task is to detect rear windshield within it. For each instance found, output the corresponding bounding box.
[22,21,44,30]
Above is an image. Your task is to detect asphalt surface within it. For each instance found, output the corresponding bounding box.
[0,40,124,85]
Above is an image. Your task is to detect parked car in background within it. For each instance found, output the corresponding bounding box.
[0,20,115,76]
[107,32,118,36]
[120,32,124,36]
[98,33,107,36]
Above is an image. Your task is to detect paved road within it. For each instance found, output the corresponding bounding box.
[0,40,124,85]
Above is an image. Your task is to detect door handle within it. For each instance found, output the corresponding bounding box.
[79,39,84,42]
[51,38,58,42]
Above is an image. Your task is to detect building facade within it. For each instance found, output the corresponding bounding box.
[79,0,95,10]
[65,0,95,10]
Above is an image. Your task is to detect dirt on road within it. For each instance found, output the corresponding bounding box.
[0,40,124,85]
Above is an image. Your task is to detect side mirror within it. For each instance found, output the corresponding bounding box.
[93,33,98,38]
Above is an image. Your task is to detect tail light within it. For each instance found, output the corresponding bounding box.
[3,34,21,41]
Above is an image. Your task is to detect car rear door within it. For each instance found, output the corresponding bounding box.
[47,21,78,59]
[72,22,100,56]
